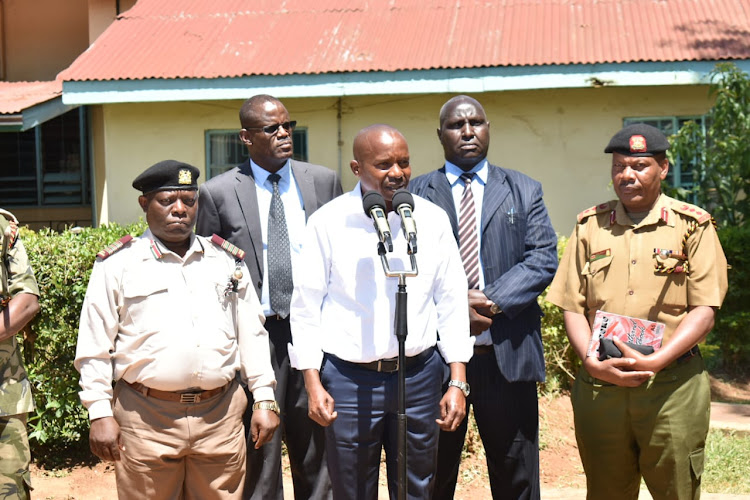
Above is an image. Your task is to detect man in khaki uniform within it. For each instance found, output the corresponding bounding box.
[75,160,279,500]
[0,209,41,499]
[547,123,728,500]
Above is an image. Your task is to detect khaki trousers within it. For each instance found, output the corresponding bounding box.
[113,378,247,500]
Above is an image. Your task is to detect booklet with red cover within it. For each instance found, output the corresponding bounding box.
[587,310,665,358]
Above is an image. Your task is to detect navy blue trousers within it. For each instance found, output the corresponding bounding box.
[433,350,540,500]
[321,348,443,500]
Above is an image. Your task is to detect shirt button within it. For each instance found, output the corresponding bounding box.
[631,259,636,265]
[628,290,634,295]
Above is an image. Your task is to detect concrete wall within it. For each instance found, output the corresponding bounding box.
[96,85,712,233]
[2,0,89,81]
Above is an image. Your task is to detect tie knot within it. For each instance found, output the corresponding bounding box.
[268,173,281,185]
[460,173,474,185]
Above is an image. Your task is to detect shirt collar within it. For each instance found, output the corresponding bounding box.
[614,193,672,228]
[250,159,292,188]
[444,159,489,186]
[142,228,202,260]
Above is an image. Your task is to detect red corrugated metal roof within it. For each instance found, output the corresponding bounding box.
[0,80,62,114]
[61,0,750,82]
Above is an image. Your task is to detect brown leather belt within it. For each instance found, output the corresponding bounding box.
[265,314,288,322]
[474,344,494,355]
[339,347,434,373]
[126,381,230,404]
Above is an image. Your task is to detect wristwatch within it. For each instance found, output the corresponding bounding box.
[447,380,471,397]
[252,400,280,415]
[489,303,503,316]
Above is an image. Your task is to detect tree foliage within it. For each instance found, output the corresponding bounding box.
[669,62,750,228]
[669,62,750,373]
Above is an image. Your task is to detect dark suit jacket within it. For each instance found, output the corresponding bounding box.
[409,164,557,382]
[196,159,343,298]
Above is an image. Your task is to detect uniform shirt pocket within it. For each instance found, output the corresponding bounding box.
[121,278,169,333]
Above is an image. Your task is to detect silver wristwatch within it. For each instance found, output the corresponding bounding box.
[447,379,471,397]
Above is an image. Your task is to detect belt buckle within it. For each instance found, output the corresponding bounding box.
[376,359,398,372]
[180,392,201,403]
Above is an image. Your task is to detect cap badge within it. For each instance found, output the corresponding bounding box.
[178,169,192,185]
[629,135,647,153]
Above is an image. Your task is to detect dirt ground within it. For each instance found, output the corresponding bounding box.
[29,374,750,500]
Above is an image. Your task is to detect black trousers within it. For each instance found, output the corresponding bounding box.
[243,317,331,500]
[433,350,540,500]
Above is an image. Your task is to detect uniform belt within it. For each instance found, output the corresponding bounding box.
[126,381,230,404]
[676,345,700,364]
[473,344,494,355]
[344,347,434,373]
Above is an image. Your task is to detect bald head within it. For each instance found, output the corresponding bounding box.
[351,124,411,211]
[352,124,406,163]
[439,95,486,127]
[239,94,283,128]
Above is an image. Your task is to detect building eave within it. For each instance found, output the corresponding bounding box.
[0,96,76,132]
[61,60,750,105]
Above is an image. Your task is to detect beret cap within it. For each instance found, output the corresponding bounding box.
[604,123,670,157]
[132,160,200,193]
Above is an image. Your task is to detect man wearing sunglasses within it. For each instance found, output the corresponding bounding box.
[197,95,343,500]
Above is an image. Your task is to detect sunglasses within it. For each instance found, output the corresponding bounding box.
[244,121,297,135]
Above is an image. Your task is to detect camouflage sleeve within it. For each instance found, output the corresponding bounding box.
[6,239,39,298]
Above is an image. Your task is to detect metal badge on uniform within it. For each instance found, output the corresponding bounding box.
[653,248,687,274]
[224,263,244,297]
[178,169,192,185]
[629,135,647,153]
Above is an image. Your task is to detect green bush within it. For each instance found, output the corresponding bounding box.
[709,224,750,373]
[539,234,580,394]
[21,221,147,452]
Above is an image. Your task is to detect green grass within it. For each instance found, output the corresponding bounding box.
[703,429,750,494]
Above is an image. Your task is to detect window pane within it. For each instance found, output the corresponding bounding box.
[41,111,84,205]
[0,130,38,205]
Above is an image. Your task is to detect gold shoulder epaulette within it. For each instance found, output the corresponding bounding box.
[211,234,246,261]
[97,235,134,260]
[0,209,20,248]
[577,201,615,223]
[670,201,712,225]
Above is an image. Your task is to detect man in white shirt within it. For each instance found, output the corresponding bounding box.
[75,160,279,500]
[289,125,474,499]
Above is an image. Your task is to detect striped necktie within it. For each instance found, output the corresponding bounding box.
[458,173,479,289]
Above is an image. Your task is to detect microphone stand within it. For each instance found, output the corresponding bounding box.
[377,240,417,500]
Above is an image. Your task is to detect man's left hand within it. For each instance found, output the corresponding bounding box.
[250,409,280,449]
[468,289,494,336]
[436,387,467,431]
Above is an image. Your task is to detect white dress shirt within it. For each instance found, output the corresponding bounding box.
[250,159,307,316]
[75,230,276,420]
[445,159,493,346]
[288,185,474,370]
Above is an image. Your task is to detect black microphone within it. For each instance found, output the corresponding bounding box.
[362,190,393,252]
[392,189,417,254]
